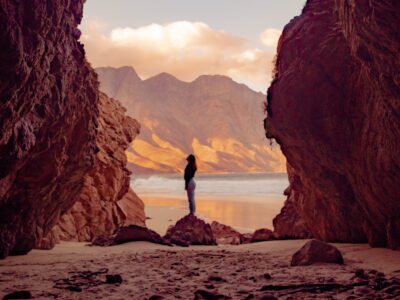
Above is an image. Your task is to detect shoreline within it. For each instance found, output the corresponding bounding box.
[143,196,283,235]
[131,171,289,178]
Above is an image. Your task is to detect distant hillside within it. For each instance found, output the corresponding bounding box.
[96,66,285,174]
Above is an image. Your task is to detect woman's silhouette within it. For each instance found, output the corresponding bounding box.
[184,154,197,215]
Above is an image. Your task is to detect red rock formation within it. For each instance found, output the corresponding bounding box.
[267,0,400,247]
[53,93,146,242]
[0,0,98,258]
[250,228,274,243]
[165,214,217,246]
[291,240,344,266]
[92,225,171,247]
[210,221,241,245]
[113,225,170,246]
[240,233,253,244]
[273,166,312,239]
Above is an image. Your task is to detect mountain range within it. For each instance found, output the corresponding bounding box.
[96,66,285,174]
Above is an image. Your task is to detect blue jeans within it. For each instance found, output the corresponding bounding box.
[187,179,196,214]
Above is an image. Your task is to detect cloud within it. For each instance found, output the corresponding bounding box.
[260,28,282,49]
[80,20,277,92]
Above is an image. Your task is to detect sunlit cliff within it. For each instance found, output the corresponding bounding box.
[97,66,286,174]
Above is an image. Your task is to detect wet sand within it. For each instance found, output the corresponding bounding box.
[143,196,283,235]
[1,241,400,299]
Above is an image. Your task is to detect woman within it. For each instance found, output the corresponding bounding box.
[184,154,197,215]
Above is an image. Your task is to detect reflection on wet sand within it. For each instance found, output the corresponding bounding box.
[142,196,284,234]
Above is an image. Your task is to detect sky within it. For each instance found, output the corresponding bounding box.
[81,1,306,92]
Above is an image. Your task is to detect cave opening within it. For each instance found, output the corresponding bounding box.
[76,0,306,234]
[1,6,400,299]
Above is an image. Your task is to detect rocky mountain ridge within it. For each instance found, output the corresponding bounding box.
[96,66,286,174]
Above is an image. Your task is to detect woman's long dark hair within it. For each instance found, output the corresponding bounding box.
[186,154,197,171]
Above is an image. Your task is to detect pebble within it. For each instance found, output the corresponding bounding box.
[208,275,226,282]
[263,273,272,280]
[149,295,164,300]
[3,291,32,299]
[67,285,82,292]
[106,274,123,284]
[256,294,278,300]
[354,286,372,295]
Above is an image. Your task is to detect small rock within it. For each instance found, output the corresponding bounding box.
[243,294,254,300]
[67,286,82,292]
[354,286,372,295]
[149,295,164,300]
[373,278,390,290]
[291,239,344,266]
[354,268,365,277]
[106,274,123,284]
[205,284,215,289]
[376,272,385,278]
[256,294,278,300]
[3,291,32,299]
[208,275,226,282]
[251,229,274,243]
[263,273,272,280]
[210,221,242,245]
[249,276,257,282]
[194,289,231,300]
[91,235,115,247]
[240,233,253,244]
[354,268,369,279]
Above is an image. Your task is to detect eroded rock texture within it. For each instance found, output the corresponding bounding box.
[273,165,312,239]
[291,240,344,266]
[91,225,170,247]
[165,214,217,246]
[53,93,146,242]
[210,221,241,245]
[0,0,98,258]
[267,0,400,247]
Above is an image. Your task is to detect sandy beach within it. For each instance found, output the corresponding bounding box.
[1,240,400,299]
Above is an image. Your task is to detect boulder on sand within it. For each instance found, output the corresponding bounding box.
[92,225,171,246]
[240,233,253,244]
[251,229,275,243]
[114,225,171,245]
[164,214,217,246]
[291,239,344,266]
[210,221,241,245]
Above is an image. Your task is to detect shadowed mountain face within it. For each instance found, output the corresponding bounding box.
[96,66,285,174]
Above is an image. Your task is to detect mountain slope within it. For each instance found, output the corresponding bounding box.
[96,67,285,174]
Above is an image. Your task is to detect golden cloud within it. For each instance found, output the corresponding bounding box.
[260,28,282,49]
[80,20,278,92]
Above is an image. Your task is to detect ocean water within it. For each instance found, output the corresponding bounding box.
[130,173,289,233]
